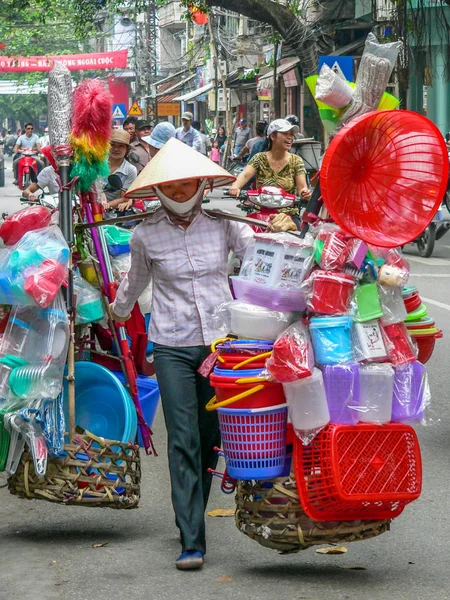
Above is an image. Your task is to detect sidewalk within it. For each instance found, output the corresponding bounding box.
[1,156,23,216]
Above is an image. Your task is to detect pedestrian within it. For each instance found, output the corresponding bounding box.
[175,111,202,152]
[123,116,138,143]
[110,138,295,571]
[103,129,137,210]
[128,120,152,174]
[214,125,227,165]
[209,139,221,165]
[233,117,251,156]
[233,120,267,163]
[192,120,211,156]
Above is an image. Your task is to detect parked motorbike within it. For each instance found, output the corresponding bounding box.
[15,150,40,190]
[20,191,59,211]
[409,202,450,257]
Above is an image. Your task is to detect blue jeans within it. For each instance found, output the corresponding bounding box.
[153,343,220,554]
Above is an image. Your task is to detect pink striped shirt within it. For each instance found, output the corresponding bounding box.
[112,208,253,347]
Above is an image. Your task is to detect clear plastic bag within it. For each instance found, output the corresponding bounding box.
[321,363,360,424]
[0,205,52,246]
[111,253,131,284]
[392,361,428,424]
[352,319,388,362]
[0,226,69,307]
[379,284,407,325]
[381,321,418,366]
[212,300,294,340]
[364,32,403,70]
[265,321,315,383]
[74,272,106,325]
[320,229,350,271]
[309,316,353,364]
[358,362,395,424]
[315,63,354,109]
[378,248,410,287]
[239,232,313,289]
[301,270,355,315]
[0,292,69,411]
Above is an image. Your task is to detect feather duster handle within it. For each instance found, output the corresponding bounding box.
[48,62,73,146]
[70,79,112,192]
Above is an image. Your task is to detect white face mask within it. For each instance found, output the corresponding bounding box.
[154,179,207,217]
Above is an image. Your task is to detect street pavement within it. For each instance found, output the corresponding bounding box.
[1,158,450,600]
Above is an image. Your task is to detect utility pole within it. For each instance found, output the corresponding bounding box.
[144,1,158,125]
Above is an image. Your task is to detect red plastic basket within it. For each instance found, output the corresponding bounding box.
[294,423,422,521]
[321,111,449,247]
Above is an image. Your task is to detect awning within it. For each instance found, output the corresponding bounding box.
[156,73,196,102]
[172,82,214,102]
[257,57,300,90]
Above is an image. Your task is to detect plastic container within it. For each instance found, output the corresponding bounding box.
[108,243,130,257]
[352,319,388,362]
[353,283,383,322]
[320,230,349,271]
[409,329,442,364]
[305,271,355,315]
[9,363,61,400]
[229,301,294,340]
[63,362,137,444]
[379,285,407,325]
[321,363,360,424]
[217,404,287,480]
[215,353,267,371]
[209,372,285,410]
[392,361,427,423]
[112,371,160,446]
[0,313,33,358]
[404,292,421,313]
[381,322,417,366]
[282,368,330,440]
[230,277,306,312]
[404,304,427,322]
[0,355,28,399]
[309,316,353,365]
[359,363,394,423]
[294,423,422,521]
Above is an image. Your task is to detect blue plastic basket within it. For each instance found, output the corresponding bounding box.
[309,316,353,365]
[112,371,160,446]
[107,243,130,257]
[217,404,287,480]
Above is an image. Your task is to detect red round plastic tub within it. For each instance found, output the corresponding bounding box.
[307,271,355,315]
[404,292,422,313]
[320,110,449,247]
[209,372,285,410]
[294,423,422,521]
[409,330,443,364]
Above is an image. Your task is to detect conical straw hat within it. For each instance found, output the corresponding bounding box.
[125,137,235,198]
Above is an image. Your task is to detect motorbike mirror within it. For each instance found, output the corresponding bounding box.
[128,151,140,164]
[108,174,123,191]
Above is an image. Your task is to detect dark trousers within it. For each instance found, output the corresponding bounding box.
[153,344,220,555]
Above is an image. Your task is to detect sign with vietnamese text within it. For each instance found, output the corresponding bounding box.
[157,103,181,117]
[0,50,128,72]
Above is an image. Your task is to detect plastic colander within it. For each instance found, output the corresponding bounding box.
[321,110,449,247]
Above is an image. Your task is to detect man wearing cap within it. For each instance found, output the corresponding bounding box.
[233,118,251,156]
[103,129,137,209]
[175,112,202,152]
[128,120,153,174]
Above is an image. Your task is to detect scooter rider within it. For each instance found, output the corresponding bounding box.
[13,122,44,184]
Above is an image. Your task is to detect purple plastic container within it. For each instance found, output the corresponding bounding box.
[321,363,360,424]
[230,276,306,312]
[392,361,426,423]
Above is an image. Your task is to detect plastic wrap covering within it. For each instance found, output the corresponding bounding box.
[379,285,407,325]
[0,293,69,411]
[315,63,354,109]
[265,321,315,383]
[378,249,410,287]
[352,319,388,363]
[282,368,330,445]
[0,206,52,246]
[319,229,350,272]
[0,226,69,307]
[213,300,294,340]
[111,253,131,283]
[73,273,105,325]
[309,316,353,365]
[321,363,360,424]
[392,361,429,424]
[381,321,418,366]
[48,62,73,146]
[358,363,395,424]
[301,271,355,315]
[352,283,383,322]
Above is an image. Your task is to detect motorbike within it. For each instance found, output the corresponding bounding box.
[15,149,40,190]
[20,191,59,211]
[409,201,450,257]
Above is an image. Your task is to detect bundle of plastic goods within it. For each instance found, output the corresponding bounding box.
[207,224,431,520]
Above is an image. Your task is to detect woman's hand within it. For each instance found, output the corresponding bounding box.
[228,187,241,197]
[109,303,131,323]
[101,192,109,209]
[268,213,297,232]
[299,187,312,201]
[118,199,133,212]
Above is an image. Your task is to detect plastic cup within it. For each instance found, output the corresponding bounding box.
[354,283,383,322]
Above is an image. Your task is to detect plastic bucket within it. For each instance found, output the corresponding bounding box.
[309,271,355,315]
[409,330,442,364]
[217,404,287,480]
[353,283,383,322]
[404,292,421,313]
[215,353,268,370]
[309,316,353,364]
[209,372,285,410]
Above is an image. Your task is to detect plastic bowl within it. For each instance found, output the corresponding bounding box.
[63,362,137,443]
[229,301,294,340]
[321,110,449,247]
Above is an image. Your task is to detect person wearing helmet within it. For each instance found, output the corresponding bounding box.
[228,118,311,200]
[110,139,296,571]
[285,114,305,141]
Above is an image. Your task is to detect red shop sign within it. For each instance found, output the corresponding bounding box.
[0,50,128,72]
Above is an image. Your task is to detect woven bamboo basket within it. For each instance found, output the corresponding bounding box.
[8,432,141,509]
[235,473,391,554]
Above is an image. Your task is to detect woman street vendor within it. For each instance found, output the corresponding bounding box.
[110,138,296,571]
